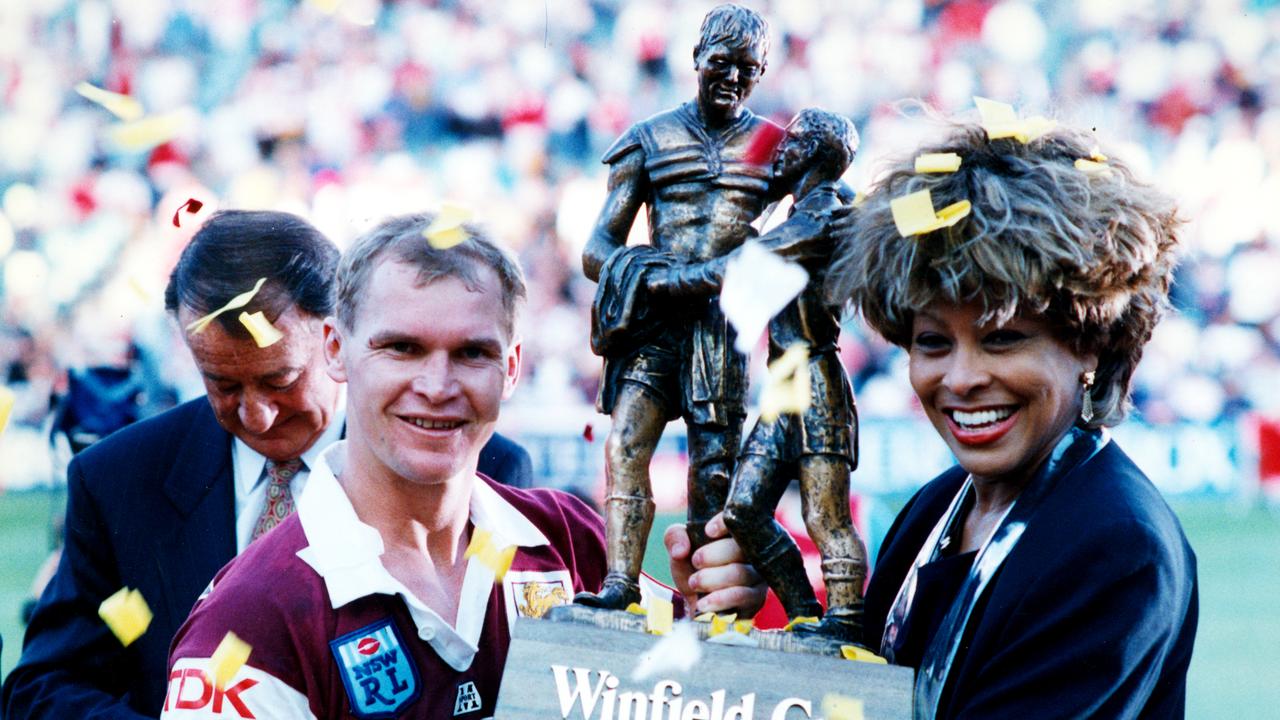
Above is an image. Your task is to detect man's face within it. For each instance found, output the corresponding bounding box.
[180,304,340,462]
[325,259,520,488]
[694,40,766,123]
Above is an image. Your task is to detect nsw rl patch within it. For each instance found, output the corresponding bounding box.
[330,619,421,718]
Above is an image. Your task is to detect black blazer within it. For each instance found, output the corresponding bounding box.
[1,398,532,718]
[862,441,1198,719]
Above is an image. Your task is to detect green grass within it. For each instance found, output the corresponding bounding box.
[1,492,1276,717]
[0,489,64,680]
[1171,500,1280,719]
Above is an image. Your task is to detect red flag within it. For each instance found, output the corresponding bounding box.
[744,122,786,165]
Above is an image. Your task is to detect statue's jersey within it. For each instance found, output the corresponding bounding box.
[743,181,856,462]
[596,103,781,425]
[766,183,845,356]
[605,101,780,261]
[161,442,674,720]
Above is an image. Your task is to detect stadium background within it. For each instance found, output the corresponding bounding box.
[0,0,1277,716]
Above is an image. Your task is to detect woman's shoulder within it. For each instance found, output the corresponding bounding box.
[1023,440,1195,578]
[1070,441,1189,540]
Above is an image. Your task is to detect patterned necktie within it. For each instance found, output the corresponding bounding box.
[251,458,304,541]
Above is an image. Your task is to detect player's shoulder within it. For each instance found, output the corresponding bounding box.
[167,518,330,716]
[195,517,322,620]
[484,479,601,533]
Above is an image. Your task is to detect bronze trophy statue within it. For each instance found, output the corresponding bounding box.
[622,109,868,644]
[577,3,778,611]
[499,10,915,716]
[578,4,867,648]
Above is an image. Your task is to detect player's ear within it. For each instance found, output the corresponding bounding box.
[502,338,522,400]
[324,317,348,383]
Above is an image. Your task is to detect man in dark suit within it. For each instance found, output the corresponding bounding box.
[1,210,532,719]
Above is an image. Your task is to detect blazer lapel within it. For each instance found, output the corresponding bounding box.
[155,401,236,629]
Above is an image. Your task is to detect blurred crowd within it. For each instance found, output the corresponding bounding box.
[1,0,1278,489]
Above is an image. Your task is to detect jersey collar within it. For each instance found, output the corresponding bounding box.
[295,440,548,671]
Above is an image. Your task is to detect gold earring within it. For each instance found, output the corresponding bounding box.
[1080,371,1096,423]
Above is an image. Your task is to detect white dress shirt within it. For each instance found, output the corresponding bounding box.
[231,409,345,553]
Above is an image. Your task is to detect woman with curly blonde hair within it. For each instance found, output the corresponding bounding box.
[827,118,1198,718]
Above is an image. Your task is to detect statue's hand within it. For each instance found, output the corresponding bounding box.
[665,512,767,617]
[763,225,835,269]
[643,265,676,295]
[826,202,856,235]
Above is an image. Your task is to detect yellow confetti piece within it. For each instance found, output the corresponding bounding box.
[98,587,153,646]
[821,693,866,720]
[783,615,820,632]
[210,631,253,689]
[464,527,517,582]
[851,193,867,208]
[709,613,730,637]
[185,278,267,334]
[1074,158,1113,177]
[759,344,811,423]
[106,111,186,152]
[309,0,342,12]
[75,82,144,121]
[425,225,467,249]
[626,603,648,616]
[890,189,972,238]
[128,277,151,303]
[1089,148,1108,162]
[973,96,1055,144]
[914,152,962,173]
[974,96,1018,126]
[840,645,888,664]
[238,311,284,348]
[646,596,674,635]
[424,203,473,249]
[0,386,15,438]
[733,618,754,635]
[693,611,715,623]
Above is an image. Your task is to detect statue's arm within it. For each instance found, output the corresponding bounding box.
[755,209,833,268]
[583,147,646,283]
[649,204,834,297]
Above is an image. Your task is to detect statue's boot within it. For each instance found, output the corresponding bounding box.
[752,531,823,620]
[574,494,652,610]
[574,572,642,610]
[791,559,865,644]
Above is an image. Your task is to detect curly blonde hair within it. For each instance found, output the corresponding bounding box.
[826,121,1181,427]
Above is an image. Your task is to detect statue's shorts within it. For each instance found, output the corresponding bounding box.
[741,351,857,464]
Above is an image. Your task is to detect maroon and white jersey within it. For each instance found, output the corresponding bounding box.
[162,441,673,719]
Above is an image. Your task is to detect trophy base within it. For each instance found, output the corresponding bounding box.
[494,607,914,719]
[546,603,864,658]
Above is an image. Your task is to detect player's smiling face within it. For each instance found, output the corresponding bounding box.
[908,301,1095,486]
[326,258,520,488]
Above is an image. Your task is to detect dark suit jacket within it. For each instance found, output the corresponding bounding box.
[862,441,1198,719]
[1,398,532,719]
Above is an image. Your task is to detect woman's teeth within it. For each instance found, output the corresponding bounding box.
[951,407,1014,428]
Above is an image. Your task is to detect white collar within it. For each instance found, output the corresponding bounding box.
[295,440,548,671]
[232,404,346,496]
